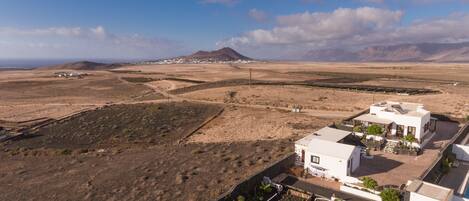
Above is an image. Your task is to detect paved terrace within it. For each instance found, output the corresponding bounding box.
[352,121,460,187]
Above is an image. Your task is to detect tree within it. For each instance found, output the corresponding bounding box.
[367,124,383,136]
[362,177,378,190]
[380,188,400,201]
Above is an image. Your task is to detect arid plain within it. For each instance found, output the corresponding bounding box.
[1,62,469,200]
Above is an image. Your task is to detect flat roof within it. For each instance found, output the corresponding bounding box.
[373,101,429,117]
[295,127,352,147]
[354,114,394,125]
[307,138,356,160]
[406,180,453,201]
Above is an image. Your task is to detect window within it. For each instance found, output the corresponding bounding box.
[408,126,416,135]
[311,155,320,164]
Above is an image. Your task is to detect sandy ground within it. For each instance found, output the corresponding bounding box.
[189,106,335,143]
[0,104,93,122]
[181,84,469,118]
[1,62,469,200]
[145,80,196,91]
[0,70,152,122]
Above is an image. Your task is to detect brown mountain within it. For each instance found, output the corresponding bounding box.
[303,42,469,62]
[43,61,125,70]
[184,47,252,61]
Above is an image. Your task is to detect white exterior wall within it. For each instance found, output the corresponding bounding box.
[370,105,431,141]
[304,151,347,179]
[340,185,381,201]
[302,147,360,181]
[409,192,440,201]
[294,144,307,163]
[294,144,306,156]
[409,192,454,201]
[453,144,469,161]
[351,147,361,172]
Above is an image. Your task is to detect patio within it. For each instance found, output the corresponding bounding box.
[352,120,460,187]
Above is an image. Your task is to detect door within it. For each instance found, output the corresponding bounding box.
[348,159,352,176]
[301,150,305,162]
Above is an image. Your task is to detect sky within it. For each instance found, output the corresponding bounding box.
[1,0,469,60]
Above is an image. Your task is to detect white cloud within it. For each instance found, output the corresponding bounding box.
[218,7,469,59]
[248,9,268,23]
[0,26,185,59]
[90,26,107,39]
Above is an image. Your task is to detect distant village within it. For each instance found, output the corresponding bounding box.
[54,71,88,78]
[136,58,256,65]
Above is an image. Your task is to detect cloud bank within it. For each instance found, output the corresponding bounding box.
[218,7,469,59]
[0,26,185,59]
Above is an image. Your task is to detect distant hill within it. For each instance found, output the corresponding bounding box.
[185,47,252,61]
[146,47,254,64]
[43,61,125,70]
[303,42,469,62]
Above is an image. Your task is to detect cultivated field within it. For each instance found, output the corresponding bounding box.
[1,62,469,200]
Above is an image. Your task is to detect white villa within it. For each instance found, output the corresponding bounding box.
[353,101,437,146]
[294,127,361,183]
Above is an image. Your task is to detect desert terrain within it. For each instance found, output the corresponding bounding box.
[1,62,469,200]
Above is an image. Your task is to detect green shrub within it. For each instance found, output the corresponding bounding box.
[447,153,456,163]
[465,115,469,122]
[236,195,245,201]
[442,158,451,174]
[353,125,363,133]
[362,177,378,190]
[380,188,400,201]
[367,124,383,136]
[403,134,416,143]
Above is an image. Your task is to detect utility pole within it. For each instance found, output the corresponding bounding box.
[249,68,252,88]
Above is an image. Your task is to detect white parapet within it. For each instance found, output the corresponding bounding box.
[453,144,469,162]
[340,185,381,201]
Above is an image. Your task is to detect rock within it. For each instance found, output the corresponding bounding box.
[196,185,206,191]
[175,173,188,184]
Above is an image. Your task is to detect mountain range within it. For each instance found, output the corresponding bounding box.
[303,42,469,62]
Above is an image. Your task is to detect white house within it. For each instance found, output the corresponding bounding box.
[405,180,454,201]
[353,101,437,145]
[295,127,361,183]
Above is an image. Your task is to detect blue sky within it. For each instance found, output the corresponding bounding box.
[1,0,469,59]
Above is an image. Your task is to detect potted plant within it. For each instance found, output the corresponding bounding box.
[362,177,378,190]
[380,188,400,201]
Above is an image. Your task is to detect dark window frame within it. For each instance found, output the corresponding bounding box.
[311,155,320,164]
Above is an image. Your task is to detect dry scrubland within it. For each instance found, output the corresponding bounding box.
[1,62,469,200]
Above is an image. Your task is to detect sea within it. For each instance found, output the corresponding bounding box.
[0,59,142,70]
